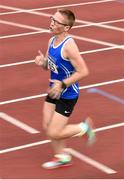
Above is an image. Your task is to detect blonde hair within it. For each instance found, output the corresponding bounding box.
[57,9,75,28]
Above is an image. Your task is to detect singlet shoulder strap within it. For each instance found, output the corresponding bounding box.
[52,35,72,48]
[49,36,56,47]
[61,35,72,45]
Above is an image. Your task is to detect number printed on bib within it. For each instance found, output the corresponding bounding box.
[48,57,58,74]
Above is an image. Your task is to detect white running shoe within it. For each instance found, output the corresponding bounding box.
[79,117,96,145]
[42,154,72,169]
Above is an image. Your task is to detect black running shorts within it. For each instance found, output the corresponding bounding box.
[45,95,78,117]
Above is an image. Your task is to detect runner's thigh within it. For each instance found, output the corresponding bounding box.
[47,112,69,137]
[42,101,55,130]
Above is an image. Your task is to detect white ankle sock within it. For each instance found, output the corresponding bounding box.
[79,122,88,135]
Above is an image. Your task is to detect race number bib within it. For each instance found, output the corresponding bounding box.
[48,57,58,74]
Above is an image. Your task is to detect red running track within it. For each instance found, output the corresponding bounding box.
[0,0,124,179]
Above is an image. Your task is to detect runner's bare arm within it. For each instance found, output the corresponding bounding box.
[62,38,89,87]
[35,39,52,69]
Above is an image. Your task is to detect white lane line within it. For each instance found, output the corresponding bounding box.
[0,93,47,105]
[65,148,117,174]
[71,34,123,48]
[0,18,124,39]
[74,24,124,30]
[74,22,124,29]
[0,140,51,154]
[0,5,50,17]
[1,45,124,68]
[0,3,124,35]
[76,19,124,32]
[73,18,124,29]
[80,45,124,54]
[0,30,47,39]
[1,20,123,49]
[0,112,40,134]
[79,78,124,90]
[0,0,116,15]
[0,78,124,105]
[0,6,123,48]
[0,20,47,31]
[0,3,123,33]
[94,122,124,132]
[74,21,124,32]
[0,59,35,68]
[0,17,124,39]
[0,121,124,154]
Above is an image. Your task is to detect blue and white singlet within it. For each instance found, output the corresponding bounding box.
[47,35,79,99]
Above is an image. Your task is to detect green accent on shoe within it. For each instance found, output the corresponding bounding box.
[78,122,89,136]
[85,118,96,145]
[42,154,72,169]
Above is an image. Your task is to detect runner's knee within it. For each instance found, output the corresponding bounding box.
[46,128,61,140]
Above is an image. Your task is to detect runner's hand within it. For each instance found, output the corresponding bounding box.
[48,79,63,99]
[35,50,45,66]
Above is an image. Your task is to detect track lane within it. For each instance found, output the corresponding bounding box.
[109,21,124,28]
[0,34,106,65]
[64,1,124,22]
[1,125,124,178]
[0,0,116,10]
[0,0,124,178]
[0,33,50,64]
[0,23,34,36]
[70,27,124,45]
[1,52,124,102]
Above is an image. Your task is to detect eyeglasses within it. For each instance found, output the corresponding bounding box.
[50,16,68,26]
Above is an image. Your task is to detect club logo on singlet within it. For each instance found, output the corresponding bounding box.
[48,57,58,74]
